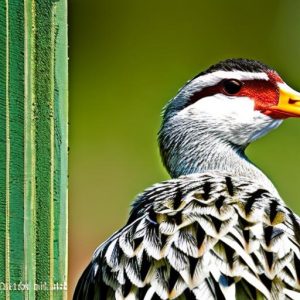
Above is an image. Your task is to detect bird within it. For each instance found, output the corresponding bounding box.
[74,58,300,300]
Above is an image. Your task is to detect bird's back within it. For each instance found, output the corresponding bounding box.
[74,172,300,300]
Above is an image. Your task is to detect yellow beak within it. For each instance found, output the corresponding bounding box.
[270,83,300,117]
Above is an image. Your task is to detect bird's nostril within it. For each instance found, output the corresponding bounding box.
[288,99,300,105]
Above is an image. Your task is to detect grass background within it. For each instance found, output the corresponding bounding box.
[69,0,300,295]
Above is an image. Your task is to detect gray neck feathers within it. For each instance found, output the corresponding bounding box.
[159,119,280,197]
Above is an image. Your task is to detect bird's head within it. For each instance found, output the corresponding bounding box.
[159,58,300,177]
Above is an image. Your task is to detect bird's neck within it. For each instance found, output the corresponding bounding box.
[164,135,280,197]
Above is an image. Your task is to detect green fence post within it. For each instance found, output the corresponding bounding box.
[0,0,68,299]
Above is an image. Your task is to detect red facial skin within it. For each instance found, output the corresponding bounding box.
[238,71,285,119]
[263,72,296,118]
[189,70,292,119]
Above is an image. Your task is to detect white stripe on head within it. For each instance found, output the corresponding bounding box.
[182,70,269,96]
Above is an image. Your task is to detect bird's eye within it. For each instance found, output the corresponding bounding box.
[223,79,243,95]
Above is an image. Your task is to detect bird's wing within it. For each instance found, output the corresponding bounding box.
[73,172,300,300]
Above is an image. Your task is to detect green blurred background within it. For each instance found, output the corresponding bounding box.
[69,0,300,295]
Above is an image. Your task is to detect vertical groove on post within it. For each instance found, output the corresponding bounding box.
[0,0,68,299]
[4,1,11,299]
[5,0,10,299]
[0,1,7,299]
[24,0,36,299]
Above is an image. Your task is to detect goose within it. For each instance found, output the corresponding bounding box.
[74,58,300,299]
